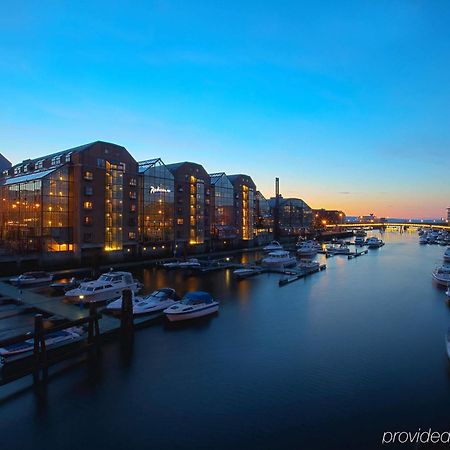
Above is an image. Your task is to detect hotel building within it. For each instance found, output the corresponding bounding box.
[0,141,139,262]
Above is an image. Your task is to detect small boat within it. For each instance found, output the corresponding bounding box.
[9,271,53,285]
[446,329,450,359]
[444,248,450,263]
[419,236,428,245]
[261,250,297,268]
[366,237,384,248]
[178,258,201,269]
[355,229,367,237]
[50,277,83,294]
[297,240,321,257]
[233,267,263,279]
[432,266,450,286]
[298,260,320,270]
[106,288,179,315]
[326,243,350,254]
[355,236,365,246]
[163,260,182,269]
[164,291,219,322]
[263,241,283,252]
[65,271,141,303]
[0,327,82,356]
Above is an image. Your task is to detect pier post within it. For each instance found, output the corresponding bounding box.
[121,289,134,334]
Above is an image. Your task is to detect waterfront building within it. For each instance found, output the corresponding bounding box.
[138,158,175,254]
[166,162,212,253]
[227,174,256,243]
[0,153,11,172]
[313,209,346,226]
[0,141,139,262]
[255,190,273,241]
[269,196,312,235]
[209,173,238,244]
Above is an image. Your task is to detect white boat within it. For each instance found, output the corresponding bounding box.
[298,260,320,270]
[432,265,450,286]
[366,237,384,248]
[355,236,365,246]
[326,243,350,254]
[65,271,141,303]
[178,258,201,269]
[263,241,283,252]
[444,248,450,263]
[233,267,263,279]
[297,240,321,257]
[10,271,53,285]
[164,291,219,322]
[107,288,179,315]
[261,250,297,268]
[0,327,82,356]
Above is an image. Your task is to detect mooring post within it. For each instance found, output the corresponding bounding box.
[33,314,43,384]
[121,289,134,334]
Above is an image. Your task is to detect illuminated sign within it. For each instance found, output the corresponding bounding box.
[150,185,171,194]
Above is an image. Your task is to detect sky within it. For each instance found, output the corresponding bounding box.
[0,0,449,218]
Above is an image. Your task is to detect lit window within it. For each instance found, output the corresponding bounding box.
[130,204,136,212]
[83,201,93,210]
[129,191,136,199]
[84,216,92,226]
[129,178,137,186]
[84,171,93,180]
[128,232,136,240]
[177,218,184,225]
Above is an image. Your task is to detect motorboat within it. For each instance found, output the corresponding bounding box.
[163,260,182,269]
[50,277,84,294]
[261,251,297,268]
[0,327,82,356]
[179,258,201,269]
[164,291,219,322]
[65,271,141,303]
[107,288,179,315]
[233,267,263,279]
[297,240,321,257]
[366,237,384,248]
[263,241,283,252]
[419,235,428,245]
[298,260,320,270]
[355,236,365,246]
[10,271,53,285]
[444,248,450,263]
[326,243,350,254]
[432,265,450,286]
[355,229,367,237]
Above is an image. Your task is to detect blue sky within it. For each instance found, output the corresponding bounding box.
[0,0,449,217]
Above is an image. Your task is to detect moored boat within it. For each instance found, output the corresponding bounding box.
[261,250,297,268]
[366,237,384,248]
[444,247,450,263]
[297,240,321,257]
[164,291,219,322]
[233,267,263,279]
[9,271,53,285]
[432,265,450,286]
[326,243,350,254]
[263,241,283,252]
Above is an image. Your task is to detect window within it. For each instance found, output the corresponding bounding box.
[129,178,137,186]
[130,203,136,212]
[97,158,105,168]
[84,186,93,196]
[83,233,92,242]
[84,216,92,226]
[65,152,72,162]
[84,171,93,180]
[177,218,184,225]
[129,191,136,199]
[51,155,61,166]
[13,166,21,175]
[83,201,93,210]
[128,232,136,240]
[35,159,44,170]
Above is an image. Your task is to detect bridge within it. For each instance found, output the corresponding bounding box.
[326,222,450,230]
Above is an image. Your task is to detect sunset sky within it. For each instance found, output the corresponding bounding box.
[0,1,449,218]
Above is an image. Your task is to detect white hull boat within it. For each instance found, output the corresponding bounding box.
[297,241,321,257]
[10,272,53,285]
[263,241,283,252]
[107,288,179,315]
[65,271,141,303]
[233,267,263,279]
[326,243,350,254]
[366,237,384,248]
[432,266,450,286]
[261,251,297,268]
[164,291,219,322]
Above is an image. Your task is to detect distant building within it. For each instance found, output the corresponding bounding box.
[0,153,11,172]
[269,196,312,235]
[0,141,139,262]
[447,207,450,223]
[313,209,346,226]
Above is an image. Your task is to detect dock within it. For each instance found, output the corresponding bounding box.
[278,264,327,286]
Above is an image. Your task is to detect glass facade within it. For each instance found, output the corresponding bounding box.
[189,176,205,244]
[242,185,254,240]
[105,161,124,251]
[211,174,236,239]
[139,159,174,244]
[0,166,73,253]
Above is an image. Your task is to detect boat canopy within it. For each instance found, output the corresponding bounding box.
[182,291,214,304]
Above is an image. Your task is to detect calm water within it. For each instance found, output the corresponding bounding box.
[1,231,450,450]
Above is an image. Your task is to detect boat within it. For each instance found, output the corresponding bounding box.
[164,291,219,322]
[0,327,82,356]
[65,271,141,303]
[444,248,450,263]
[419,235,428,245]
[432,265,450,286]
[355,229,367,237]
[297,240,321,257]
[326,243,350,254]
[50,277,84,294]
[263,241,283,252]
[446,286,450,300]
[233,267,263,279]
[163,260,182,269]
[9,271,53,285]
[298,260,320,270]
[261,250,297,268]
[178,258,201,269]
[366,237,385,248]
[355,236,365,246]
[107,288,179,315]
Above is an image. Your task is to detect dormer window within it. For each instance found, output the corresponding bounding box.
[35,159,44,170]
[51,155,61,166]
[65,152,72,162]
[13,166,21,175]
